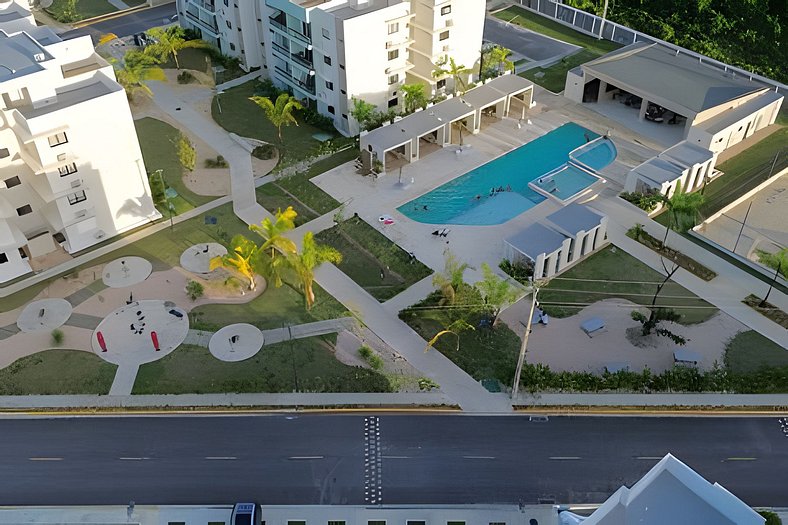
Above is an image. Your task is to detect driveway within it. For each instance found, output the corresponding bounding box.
[484,15,579,64]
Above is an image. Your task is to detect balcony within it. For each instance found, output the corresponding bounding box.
[269,17,311,45]
[273,65,315,95]
[291,51,313,69]
[184,0,216,11]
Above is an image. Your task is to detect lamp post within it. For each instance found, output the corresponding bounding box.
[153,169,174,231]
[511,278,547,400]
[215,89,225,114]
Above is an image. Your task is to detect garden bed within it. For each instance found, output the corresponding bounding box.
[743,294,788,328]
[627,227,717,281]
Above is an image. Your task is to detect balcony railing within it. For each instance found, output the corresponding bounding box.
[273,65,315,95]
[269,17,311,45]
[291,52,313,69]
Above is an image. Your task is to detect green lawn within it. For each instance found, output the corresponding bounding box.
[213,81,331,164]
[725,330,788,373]
[316,216,432,301]
[46,0,115,21]
[538,245,717,323]
[135,117,215,214]
[0,351,116,395]
[494,5,621,55]
[132,338,391,394]
[161,48,246,83]
[521,49,600,93]
[256,184,319,226]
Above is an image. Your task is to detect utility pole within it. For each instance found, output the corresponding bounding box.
[598,0,609,40]
[511,281,542,400]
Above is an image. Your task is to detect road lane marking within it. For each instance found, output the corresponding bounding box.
[28,457,62,461]
[382,455,409,459]
[549,456,581,460]
[725,457,757,461]
[118,457,151,461]
[205,456,237,460]
[635,456,663,460]
[288,456,324,460]
[463,456,495,459]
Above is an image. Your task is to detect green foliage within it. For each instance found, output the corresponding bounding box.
[432,55,472,95]
[432,251,472,306]
[499,258,535,285]
[204,155,228,168]
[249,93,303,143]
[185,280,204,301]
[350,97,377,129]
[114,50,166,100]
[475,262,520,320]
[0,350,115,395]
[252,144,278,160]
[177,71,196,84]
[482,45,515,78]
[417,377,440,391]
[758,510,782,525]
[51,329,64,346]
[358,345,384,370]
[50,0,80,23]
[625,224,717,281]
[176,134,196,172]
[630,308,687,344]
[663,181,706,233]
[620,191,663,212]
[148,171,167,210]
[144,26,211,70]
[755,248,787,279]
[402,84,428,114]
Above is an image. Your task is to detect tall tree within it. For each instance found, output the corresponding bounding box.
[249,206,298,261]
[487,46,515,76]
[112,50,165,100]
[432,56,472,95]
[475,262,520,324]
[209,235,262,291]
[630,262,687,344]
[350,97,377,131]
[402,84,428,114]
[289,231,342,309]
[432,251,472,305]
[661,181,705,245]
[144,26,211,70]
[249,93,303,143]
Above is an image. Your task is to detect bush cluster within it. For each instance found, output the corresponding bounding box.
[620,191,663,212]
[252,144,278,160]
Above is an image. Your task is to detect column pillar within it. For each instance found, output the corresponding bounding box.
[545,252,558,278]
[595,218,608,249]
[534,253,546,280]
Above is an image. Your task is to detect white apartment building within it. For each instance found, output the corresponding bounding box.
[0,0,159,283]
[177,0,484,135]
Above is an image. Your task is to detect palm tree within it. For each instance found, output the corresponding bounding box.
[402,83,427,114]
[432,251,471,305]
[249,206,298,259]
[488,46,514,75]
[424,319,475,353]
[209,235,262,291]
[662,181,705,243]
[144,26,211,70]
[289,232,342,309]
[475,262,520,324]
[112,50,165,100]
[432,56,472,95]
[249,93,303,143]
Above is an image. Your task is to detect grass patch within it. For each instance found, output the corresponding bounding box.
[132,338,391,394]
[0,350,116,395]
[255,184,318,226]
[725,330,788,373]
[46,0,115,22]
[627,227,717,281]
[134,117,215,214]
[213,81,329,164]
[539,245,717,323]
[521,49,600,93]
[494,5,621,55]
[271,147,355,214]
[316,216,432,301]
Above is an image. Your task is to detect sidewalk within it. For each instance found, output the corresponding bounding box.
[183,318,356,347]
[513,392,788,407]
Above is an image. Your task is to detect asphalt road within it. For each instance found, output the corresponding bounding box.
[484,16,578,62]
[60,3,177,41]
[0,415,786,506]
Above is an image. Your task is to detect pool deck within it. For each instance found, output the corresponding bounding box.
[312,87,656,284]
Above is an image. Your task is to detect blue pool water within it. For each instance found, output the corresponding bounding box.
[398,122,617,225]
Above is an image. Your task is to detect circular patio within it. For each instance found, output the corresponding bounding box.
[91,299,189,366]
[208,323,264,362]
[180,243,227,274]
[17,299,72,333]
[102,256,153,288]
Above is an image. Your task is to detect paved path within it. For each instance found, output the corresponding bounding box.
[106,0,130,10]
[64,313,102,330]
[516,392,788,407]
[383,274,435,315]
[109,364,140,396]
[588,194,788,346]
[183,318,357,348]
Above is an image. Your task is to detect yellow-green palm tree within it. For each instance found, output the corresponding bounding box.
[432,55,472,95]
[112,50,166,100]
[144,26,211,70]
[249,206,298,261]
[249,93,303,143]
[488,45,514,75]
[289,232,342,309]
[209,235,262,291]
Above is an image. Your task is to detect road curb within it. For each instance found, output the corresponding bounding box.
[71,2,172,29]
[0,405,461,416]
[515,405,788,415]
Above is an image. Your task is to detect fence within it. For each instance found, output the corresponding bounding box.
[514,0,787,93]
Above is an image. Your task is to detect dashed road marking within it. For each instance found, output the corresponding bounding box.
[725,457,757,461]
[463,456,495,459]
[364,416,383,505]
[205,456,237,460]
[288,456,324,460]
[549,456,581,460]
[28,457,62,461]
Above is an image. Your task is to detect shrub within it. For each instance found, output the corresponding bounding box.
[51,329,64,346]
[204,155,228,168]
[252,144,277,160]
[758,510,782,525]
[299,105,336,133]
[418,377,440,391]
[177,71,196,84]
[620,191,663,212]
[358,345,384,370]
[186,280,204,301]
[499,258,534,285]
[176,134,196,171]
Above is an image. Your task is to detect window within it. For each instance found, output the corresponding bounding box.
[447,522,465,525]
[48,132,68,147]
[58,163,77,177]
[328,521,346,525]
[67,190,87,205]
[441,5,451,15]
[407,521,426,525]
[388,74,398,85]
[437,78,446,89]
[223,0,228,5]
[388,98,397,108]
[324,55,332,65]
[341,113,347,120]
[369,521,386,525]
[16,204,32,216]
[229,43,236,51]
[439,31,449,41]
[288,521,306,525]
[325,80,334,90]
[322,28,330,39]
[209,522,226,525]
[489,522,506,525]
[388,22,399,34]
[0,147,9,158]
[4,176,21,188]
[226,20,232,29]
[0,253,8,264]
[388,49,399,61]
[340,89,346,95]
[339,64,345,70]
[327,105,335,114]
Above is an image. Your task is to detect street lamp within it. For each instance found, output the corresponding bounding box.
[153,169,174,231]
[511,277,547,400]
[215,89,225,114]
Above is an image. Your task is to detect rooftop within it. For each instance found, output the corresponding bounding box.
[505,223,567,258]
[327,0,406,20]
[0,30,51,82]
[0,0,29,25]
[659,141,714,168]
[632,157,685,185]
[17,79,117,119]
[545,203,604,236]
[582,42,767,115]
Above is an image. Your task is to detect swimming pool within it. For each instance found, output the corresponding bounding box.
[398,122,617,225]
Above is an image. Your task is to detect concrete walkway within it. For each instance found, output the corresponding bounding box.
[109,364,140,396]
[514,392,788,407]
[183,318,357,348]
[383,274,436,315]
[106,0,130,10]
[588,194,788,346]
